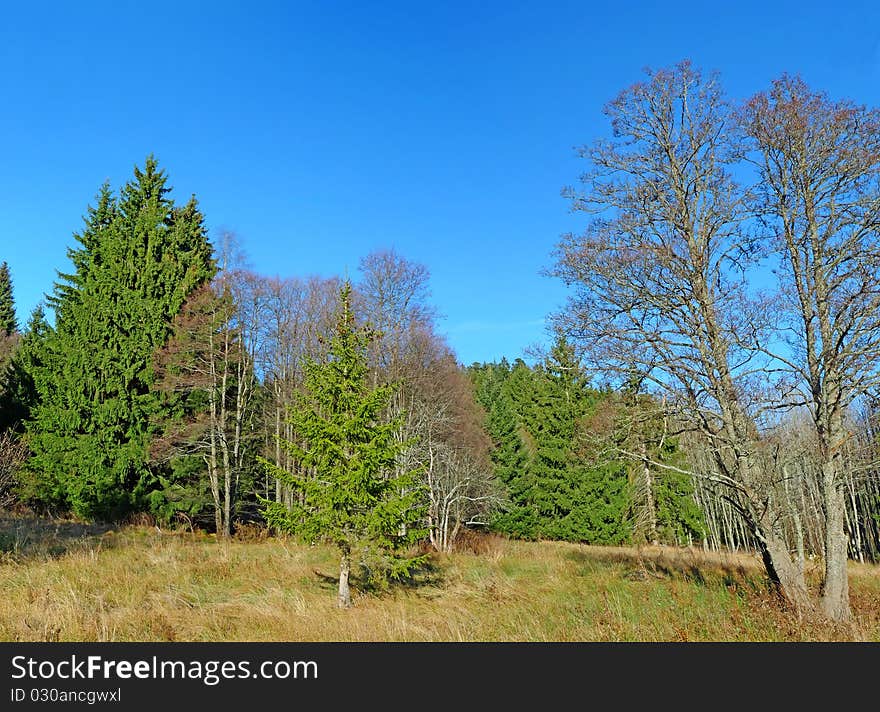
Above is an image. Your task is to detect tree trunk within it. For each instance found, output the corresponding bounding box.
[782,464,805,579]
[221,332,231,537]
[223,456,232,538]
[338,547,352,609]
[275,404,282,503]
[644,457,658,545]
[209,456,222,535]
[821,461,850,621]
[747,460,814,614]
[845,467,863,563]
[760,531,814,614]
[208,433,222,535]
[207,324,222,535]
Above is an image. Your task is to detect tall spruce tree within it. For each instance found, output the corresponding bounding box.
[530,338,631,543]
[0,262,17,336]
[472,360,539,538]
[470,342,633,545]
[261,282,428,608]
[486,383,537,537]
[23,157,215,519]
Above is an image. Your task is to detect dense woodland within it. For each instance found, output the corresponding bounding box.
[2,62,880,622]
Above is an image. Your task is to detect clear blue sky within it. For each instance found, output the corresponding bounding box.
[1,1,879,365]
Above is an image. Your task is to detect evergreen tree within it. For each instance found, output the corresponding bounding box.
[261,282,428,608]
[23,157,215,519]
[528,342,585,538]
[529,338,631,543]
[0,262,17,336]
[0,306,49,434]
[471,361,538,538]
[487,386,537,538]
[470,340,633,545]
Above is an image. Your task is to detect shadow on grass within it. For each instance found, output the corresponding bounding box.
[310,555,444,600]
[0,510,115,560]
[565,544,768,595]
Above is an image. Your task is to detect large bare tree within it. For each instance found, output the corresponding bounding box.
[551,61,816,612]
[742,76,880,620]
[356,248,437,382]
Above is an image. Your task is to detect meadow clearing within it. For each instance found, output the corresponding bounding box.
[0,513,877,642]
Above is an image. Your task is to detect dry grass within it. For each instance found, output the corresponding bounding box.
[0,512,878,641]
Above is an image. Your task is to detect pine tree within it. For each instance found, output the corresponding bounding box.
[23,157,215,519]
[261,282,428,608]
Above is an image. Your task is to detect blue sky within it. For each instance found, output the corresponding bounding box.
[1,1,879,365]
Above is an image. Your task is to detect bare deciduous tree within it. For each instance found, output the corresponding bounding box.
[356,250,498,550]
[742,76,880,620]
[0,430,26,508]
[408,352,499,552]
[259,274,339,505]
[152,233,263,537]
[357,248,437,381]
[551,61,815,613]
[743,76,880,620]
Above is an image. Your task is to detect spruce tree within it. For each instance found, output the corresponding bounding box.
[0,262,16,336]
[535,339,631,544]
[470,340,632,544]
[24,157,215,519]
[471,361,538,538]
[261,282,428,608]
[487,390,537,537]
[0,306,49,434]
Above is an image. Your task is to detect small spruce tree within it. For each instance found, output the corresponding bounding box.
[261,282,428,608]
[0,262,17,336]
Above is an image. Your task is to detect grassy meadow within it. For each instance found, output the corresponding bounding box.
[0,512,878,642]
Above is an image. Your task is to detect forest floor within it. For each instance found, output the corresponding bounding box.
[0,511,878,641]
